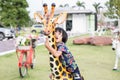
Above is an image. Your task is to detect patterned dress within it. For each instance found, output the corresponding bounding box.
[57,42,82,80]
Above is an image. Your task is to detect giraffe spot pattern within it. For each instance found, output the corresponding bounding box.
[52,44,55,48]
[50,63,54,68]
[54,68,57,70]
[50,57,54,61]
[56,76,60,79]
[48,36,50,38]
[55,71,59,75]
[49,52,52,55]
[52,31,55,35]
[55,60,59,66]
[59,66,62,72]
[62,71,66,76]
[52,37,54,42]
[49,40,51,43]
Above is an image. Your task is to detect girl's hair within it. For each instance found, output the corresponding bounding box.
[55,27,68,43]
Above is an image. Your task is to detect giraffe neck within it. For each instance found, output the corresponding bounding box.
[47,31,61,77]
[47,31,73,79]
[48,30,56,49]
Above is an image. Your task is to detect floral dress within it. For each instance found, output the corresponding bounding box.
[57,42,82,80]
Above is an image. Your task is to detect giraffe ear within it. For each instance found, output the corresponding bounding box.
[35,16,42,23]
[34,12,43,23]
[54,12,67,24]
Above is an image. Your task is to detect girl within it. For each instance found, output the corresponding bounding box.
[45,27,83,80]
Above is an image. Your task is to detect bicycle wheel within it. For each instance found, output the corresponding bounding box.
[19,53,28,78]
[30,49,36,69]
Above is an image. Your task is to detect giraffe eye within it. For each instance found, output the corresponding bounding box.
[50,19,54,23]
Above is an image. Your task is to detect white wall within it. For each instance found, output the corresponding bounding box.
[72,14,87,33]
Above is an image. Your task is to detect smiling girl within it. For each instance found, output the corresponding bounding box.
[45,27,83,80]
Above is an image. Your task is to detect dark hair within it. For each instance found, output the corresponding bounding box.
[55,27,68,43]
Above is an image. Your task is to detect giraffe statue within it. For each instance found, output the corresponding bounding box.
[34,3,73,80]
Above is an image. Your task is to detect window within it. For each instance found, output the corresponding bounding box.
[66,20,72,31]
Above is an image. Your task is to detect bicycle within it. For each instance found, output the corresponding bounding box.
[16,36,36,78]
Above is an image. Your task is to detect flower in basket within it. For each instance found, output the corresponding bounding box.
[16,36,31,46]
[24,38,31,46]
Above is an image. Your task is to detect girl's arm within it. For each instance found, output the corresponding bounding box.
[45,38,62,57]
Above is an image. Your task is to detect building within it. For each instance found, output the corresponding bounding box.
[54,8,97,35]
[37,8,97,35]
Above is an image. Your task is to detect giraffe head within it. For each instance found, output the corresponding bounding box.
[42,3,56,36]
[34,3,67,36]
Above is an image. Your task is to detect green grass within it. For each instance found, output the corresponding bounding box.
[0,36,120,80]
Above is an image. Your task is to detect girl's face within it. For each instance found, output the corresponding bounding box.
[55,31,62,43]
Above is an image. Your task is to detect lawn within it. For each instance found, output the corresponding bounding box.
[0,35,120,80]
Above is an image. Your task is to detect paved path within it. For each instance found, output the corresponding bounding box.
[0,39,15,52]
[0,37,45,56]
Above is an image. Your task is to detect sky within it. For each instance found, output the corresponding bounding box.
[26,0,109,18]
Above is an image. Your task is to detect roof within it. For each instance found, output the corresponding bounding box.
[55,8,95,14]
[37,8,96,15]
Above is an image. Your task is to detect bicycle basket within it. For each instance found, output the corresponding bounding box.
[17,46,31,50]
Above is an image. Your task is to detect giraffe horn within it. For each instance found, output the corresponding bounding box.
[50,3,56,19]
[43,3,48,16]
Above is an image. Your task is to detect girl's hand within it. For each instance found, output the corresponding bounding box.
[45,38,62,57]
[49,73,53,80]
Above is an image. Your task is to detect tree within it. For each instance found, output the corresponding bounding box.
[104,1,115,18]
[111,0,120,17]
[76,1,85,9]
[110,0,120,28]
[59,4,69,8]
[92,2,104,28]
[0,0,30,27]
[104,0,120,28]
[93,2,103,14]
